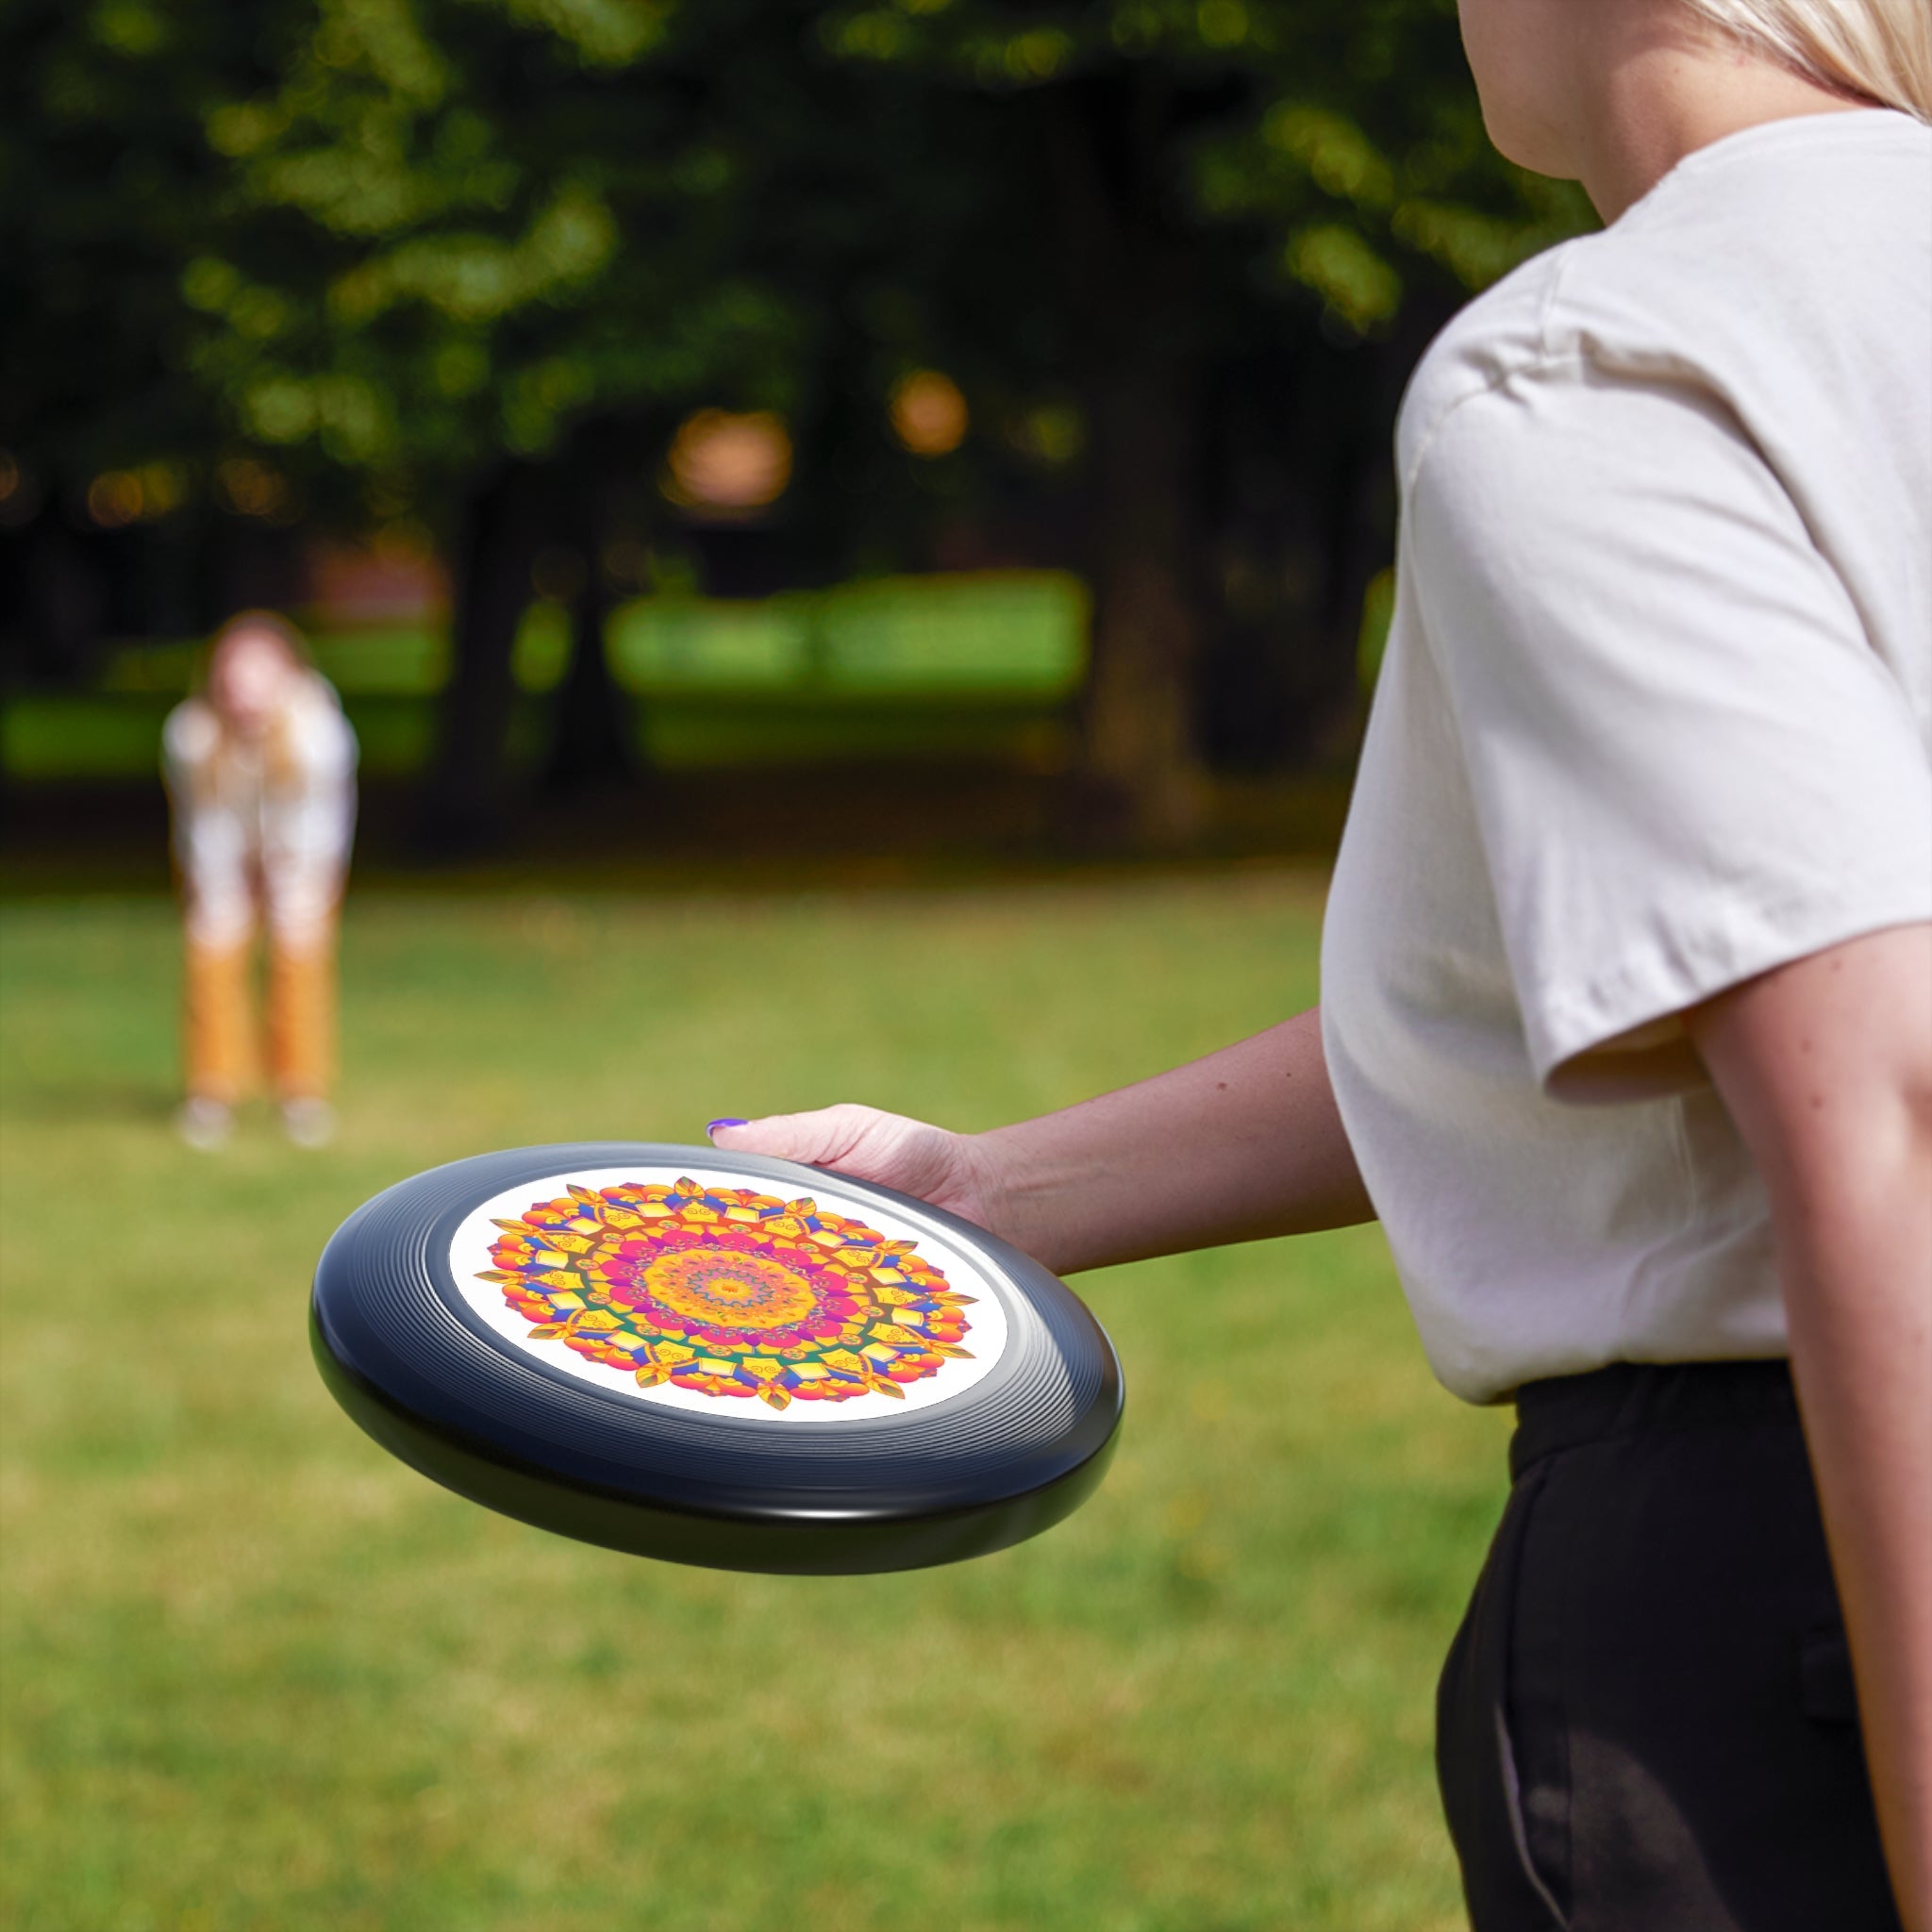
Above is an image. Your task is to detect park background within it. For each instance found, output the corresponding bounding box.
[2,3,1594,1925]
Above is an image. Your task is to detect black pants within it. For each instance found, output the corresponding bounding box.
[1436,1360,1900,1932]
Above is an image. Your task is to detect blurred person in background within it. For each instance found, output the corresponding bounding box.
[711,0,1932,1926]
[163,611,358,1151]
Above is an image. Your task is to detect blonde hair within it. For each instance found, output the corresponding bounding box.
[1682,0,1932,121]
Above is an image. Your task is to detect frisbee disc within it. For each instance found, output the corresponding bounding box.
[310,1142,1123,1574]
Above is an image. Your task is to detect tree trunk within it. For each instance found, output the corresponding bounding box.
[1045,75,1210,847]
[1298,291,1460,756]
[418,460,542,857]
[541,553,634,798]
[1079,360,1205,843]
[541,418,658,800]
[13,509,107,687]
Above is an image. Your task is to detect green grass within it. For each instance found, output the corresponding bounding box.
[0,874,1506,1931]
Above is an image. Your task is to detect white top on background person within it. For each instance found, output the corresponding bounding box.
[1321,107,1932,1404]
[162,620,358,953]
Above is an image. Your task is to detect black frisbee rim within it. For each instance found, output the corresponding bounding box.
[310,1142,1123,1574]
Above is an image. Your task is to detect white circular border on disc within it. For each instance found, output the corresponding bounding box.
[447,1164,1011,1423]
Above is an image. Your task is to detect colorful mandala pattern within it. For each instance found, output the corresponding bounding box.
[478,1177,977,1410]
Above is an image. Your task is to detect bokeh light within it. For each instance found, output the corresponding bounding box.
[87,462,187,526]
[662,409,792,514]
[86,471,146,528]
[890,370,969,458]
[213,456,291,521]
[1008,401,1085,468]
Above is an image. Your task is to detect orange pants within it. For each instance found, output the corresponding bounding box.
[184,922,337,1105]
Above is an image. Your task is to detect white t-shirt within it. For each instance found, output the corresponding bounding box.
[1322,109,1932,1405]
[163,671,358,950]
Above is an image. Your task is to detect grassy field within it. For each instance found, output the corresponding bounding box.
[0,874,1506,1932]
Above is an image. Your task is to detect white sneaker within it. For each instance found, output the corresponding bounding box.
[175,1096,233,1151]
[280,1097,337,1149]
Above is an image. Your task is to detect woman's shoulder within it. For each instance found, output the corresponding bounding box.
[291,667,345,716]
[1398,110,1931,490]
[162,696,221,768]
[283,673,358,769]
[1395,243,1583,485]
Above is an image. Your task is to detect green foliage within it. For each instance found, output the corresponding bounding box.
[808,0,1591,326]
[169,0,809,500]
[0,878,1509,1929]
[1,1,270,485]
[6,0,1593,522]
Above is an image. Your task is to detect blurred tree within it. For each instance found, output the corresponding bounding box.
[156,0,948,844]
[807,0,1592,835]
[164,0,790,843]
[4,0,1591,842]
[0,0,307,681]
[192,0,1589,841]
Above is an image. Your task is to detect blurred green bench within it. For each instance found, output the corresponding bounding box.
[1,572,1089,780]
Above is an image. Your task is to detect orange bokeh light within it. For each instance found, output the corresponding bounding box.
[890,371,969,458]
[663,409,793,514]
[87,471,145,528]
[214,457,291,521]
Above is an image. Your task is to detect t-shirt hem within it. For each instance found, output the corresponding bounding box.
[1527,884,1932,1091]
[1428,1339,1792,1408]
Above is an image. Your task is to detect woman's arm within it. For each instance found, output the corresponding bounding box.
[710,1006,1374,1276]
[1689,923,1932,1932]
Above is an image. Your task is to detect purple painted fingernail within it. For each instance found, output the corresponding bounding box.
[707,1118,748,1137]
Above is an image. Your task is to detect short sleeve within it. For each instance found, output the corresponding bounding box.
[1408,364,1932,1097]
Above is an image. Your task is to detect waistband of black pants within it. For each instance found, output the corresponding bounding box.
[1509,1357,1798,1483]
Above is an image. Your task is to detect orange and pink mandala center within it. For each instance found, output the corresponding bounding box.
[478,1177,976,1409]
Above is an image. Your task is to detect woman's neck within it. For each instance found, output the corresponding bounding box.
[1574,16,1876,223]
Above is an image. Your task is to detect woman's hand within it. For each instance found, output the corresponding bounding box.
[707,1008,1373,1278]
[708,1106,1013,1239]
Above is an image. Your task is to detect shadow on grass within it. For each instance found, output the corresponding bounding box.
[1,766,1357,900]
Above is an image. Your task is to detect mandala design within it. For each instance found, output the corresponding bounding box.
[477,1177,976,1410]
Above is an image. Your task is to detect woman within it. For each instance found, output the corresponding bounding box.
[163,611,358,1150]
[708,2,1931,1925]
